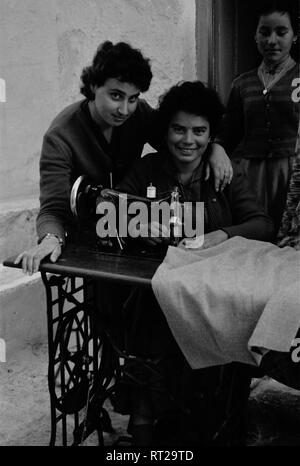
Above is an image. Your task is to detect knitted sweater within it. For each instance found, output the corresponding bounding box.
[219,63,299,159]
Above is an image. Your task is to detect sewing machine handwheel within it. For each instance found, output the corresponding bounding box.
[70,175,101,222]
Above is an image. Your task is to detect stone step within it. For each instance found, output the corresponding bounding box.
[0,197,39,263]
[0,264,47,360]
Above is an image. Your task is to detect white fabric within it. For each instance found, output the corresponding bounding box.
[151,237,300,369]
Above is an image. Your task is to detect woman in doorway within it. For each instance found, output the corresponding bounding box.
[219,0,299,235]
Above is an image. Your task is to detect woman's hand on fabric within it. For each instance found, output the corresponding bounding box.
[179,230,229,250]
[179,235,204,249]
[206,143,233,192]
[14,236,62,275]
[201,230,229,249]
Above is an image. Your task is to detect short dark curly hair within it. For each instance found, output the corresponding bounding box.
[156,81,225,143]
[257,0,299,34]
[80,41,153,100]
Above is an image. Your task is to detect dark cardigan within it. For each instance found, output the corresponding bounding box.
[219,63,299,159]
[36,99,156,242]
[117,152,274,242]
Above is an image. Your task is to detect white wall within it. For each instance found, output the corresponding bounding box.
[0,0,196,203]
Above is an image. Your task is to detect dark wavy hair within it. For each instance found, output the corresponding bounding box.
[80,41,153,100]
[156,81,225,144]
[257,0,299,34]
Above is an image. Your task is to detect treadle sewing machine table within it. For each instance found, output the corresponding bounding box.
[4,243,162,446]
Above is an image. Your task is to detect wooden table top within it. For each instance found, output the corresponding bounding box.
[3,243,164,287]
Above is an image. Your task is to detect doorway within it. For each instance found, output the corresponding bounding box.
[209,0,264,102]
[203,0,299,103]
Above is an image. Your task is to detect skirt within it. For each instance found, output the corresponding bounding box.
[239,156,295,235]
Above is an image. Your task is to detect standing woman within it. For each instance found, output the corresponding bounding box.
[220,0,299,234]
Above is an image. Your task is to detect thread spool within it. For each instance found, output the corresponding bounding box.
[147,183,156,198]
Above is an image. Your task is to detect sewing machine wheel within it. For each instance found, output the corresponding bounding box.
[70,175,102,223]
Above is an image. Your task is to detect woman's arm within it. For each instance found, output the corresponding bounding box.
[204,79,246,192]
[222,162,274,241]
[217,80,245,156]
[206,143,233,192]
[179,162,274,251]
[14,132,73,274]
[37,133,73,241]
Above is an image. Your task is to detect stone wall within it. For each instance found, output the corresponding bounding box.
[0,0,199,356]
[0,0,197,205]
[0,0,198,356]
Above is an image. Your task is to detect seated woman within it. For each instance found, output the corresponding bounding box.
[115,81,274,446]
[119,81,274,247]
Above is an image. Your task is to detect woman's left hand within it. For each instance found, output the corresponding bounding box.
[201,230,229,249]
[179,230,229,250]
[206,143,233,192]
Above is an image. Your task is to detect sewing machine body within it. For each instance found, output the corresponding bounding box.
[70,175,178,255]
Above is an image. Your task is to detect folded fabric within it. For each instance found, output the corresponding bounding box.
[151,236,300,369]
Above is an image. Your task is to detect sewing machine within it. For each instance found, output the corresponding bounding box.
[70,175,181,256]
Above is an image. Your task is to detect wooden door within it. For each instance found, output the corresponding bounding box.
[211,0,262,102]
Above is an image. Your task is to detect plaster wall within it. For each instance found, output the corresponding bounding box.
[0,0,197,204]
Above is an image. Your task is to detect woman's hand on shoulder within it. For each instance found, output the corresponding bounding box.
[14,235,62,275]
[206,143,233,192]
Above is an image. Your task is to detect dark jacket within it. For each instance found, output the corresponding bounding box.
[36,99,156,241]
[118,152,274,241]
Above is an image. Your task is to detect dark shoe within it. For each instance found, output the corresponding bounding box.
[260,350,300,390]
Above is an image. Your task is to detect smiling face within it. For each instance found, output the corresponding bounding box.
[166,111,211,171]
[89,78,140,129]
[255,11,296,66]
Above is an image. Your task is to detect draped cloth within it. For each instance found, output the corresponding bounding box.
[151,237,300,370]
